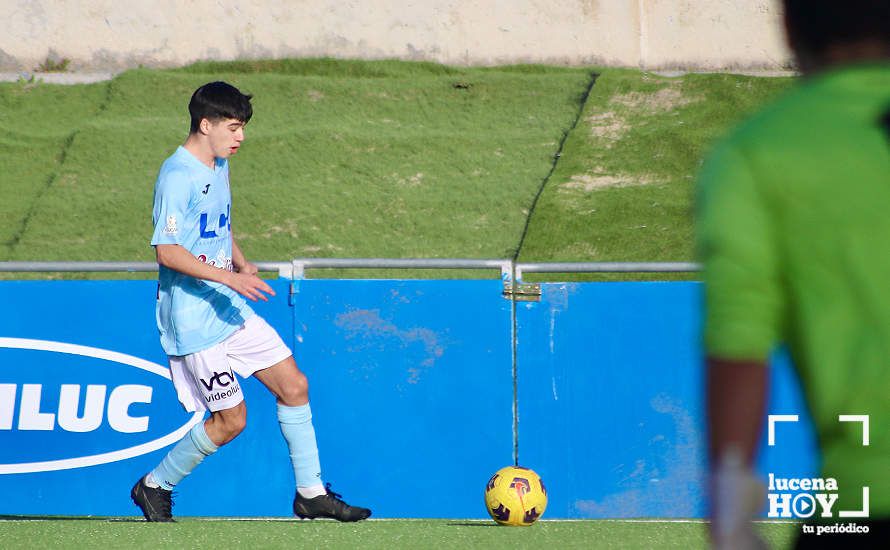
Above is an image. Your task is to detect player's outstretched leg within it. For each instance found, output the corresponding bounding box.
[277,401,372,521]
[131,476,175,522]
[293,483,372,522]
[254,356,372,522]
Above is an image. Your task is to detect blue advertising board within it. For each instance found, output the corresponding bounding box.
[0,278,513,518]
[0,278,817,518]
[288,279,514,518]
[0,279,293,517]
[516,282,818,518]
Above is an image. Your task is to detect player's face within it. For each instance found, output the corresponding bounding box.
[206,118,245,159]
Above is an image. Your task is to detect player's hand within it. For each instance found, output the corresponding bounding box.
[236,261,259,276]
[709,453,768,550]
[225,271,275,302]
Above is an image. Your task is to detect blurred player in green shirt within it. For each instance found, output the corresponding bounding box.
[698,1,889,547]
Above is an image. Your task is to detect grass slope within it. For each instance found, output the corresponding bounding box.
[0,60,794,280]
[0,518,799,549]
[1,60,592,268]
[0,83,110,254]
[519,69,793,267]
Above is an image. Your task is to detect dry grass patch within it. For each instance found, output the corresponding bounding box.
[561,172,657,192]
[610,86,699,111]
[587,111,627,141]
[586,83,701,146]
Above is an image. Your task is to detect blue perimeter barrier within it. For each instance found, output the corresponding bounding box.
[0,279,817,518]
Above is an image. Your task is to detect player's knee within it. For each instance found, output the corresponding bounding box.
[279,371,309,406]
[216,404,247,443]
[219,423,245,444]
[227,410,247,437]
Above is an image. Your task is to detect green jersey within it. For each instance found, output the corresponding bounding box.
[697,63,890,515]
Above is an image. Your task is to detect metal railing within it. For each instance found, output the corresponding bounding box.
[514,261,699,279]
[0,259,701,279]
[0,261,293,277]
[289,258,513,279]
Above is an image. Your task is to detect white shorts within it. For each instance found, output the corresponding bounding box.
[169,315,292,413]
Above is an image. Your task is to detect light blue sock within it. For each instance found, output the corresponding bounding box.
[277,403,324,492]
[149,421,218,490]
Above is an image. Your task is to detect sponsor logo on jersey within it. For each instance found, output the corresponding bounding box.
[199,205,231,239]
[195,250,233,271]
[163,215,178,235]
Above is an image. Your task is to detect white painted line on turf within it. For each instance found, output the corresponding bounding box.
[260,518,773,524]
[0,516,802,524]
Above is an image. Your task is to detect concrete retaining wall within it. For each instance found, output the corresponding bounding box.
[1,0,791,71]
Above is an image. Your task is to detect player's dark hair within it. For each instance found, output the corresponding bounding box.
[783,0,890,56]
[188,81,253,134]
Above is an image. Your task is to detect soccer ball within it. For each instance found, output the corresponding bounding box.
[484,465,547,526]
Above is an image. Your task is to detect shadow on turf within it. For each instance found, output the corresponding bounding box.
[447,522,498,527]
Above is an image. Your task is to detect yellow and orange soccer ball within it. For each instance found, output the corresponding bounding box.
[484,466,548,526]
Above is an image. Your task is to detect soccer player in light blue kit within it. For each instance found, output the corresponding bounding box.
[131,81,370,522]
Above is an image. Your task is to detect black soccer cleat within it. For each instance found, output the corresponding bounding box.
[131,476,175,522]
[293,483,371,522]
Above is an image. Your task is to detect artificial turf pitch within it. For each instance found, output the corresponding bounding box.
[0,518,799,549]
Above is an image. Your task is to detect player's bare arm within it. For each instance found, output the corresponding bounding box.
[155,243,273,301]
[707,357,768,464]
[231,238,258,276]
[707,357,769,548]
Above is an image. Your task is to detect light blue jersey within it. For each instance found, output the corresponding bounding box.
[150,146,253,356]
